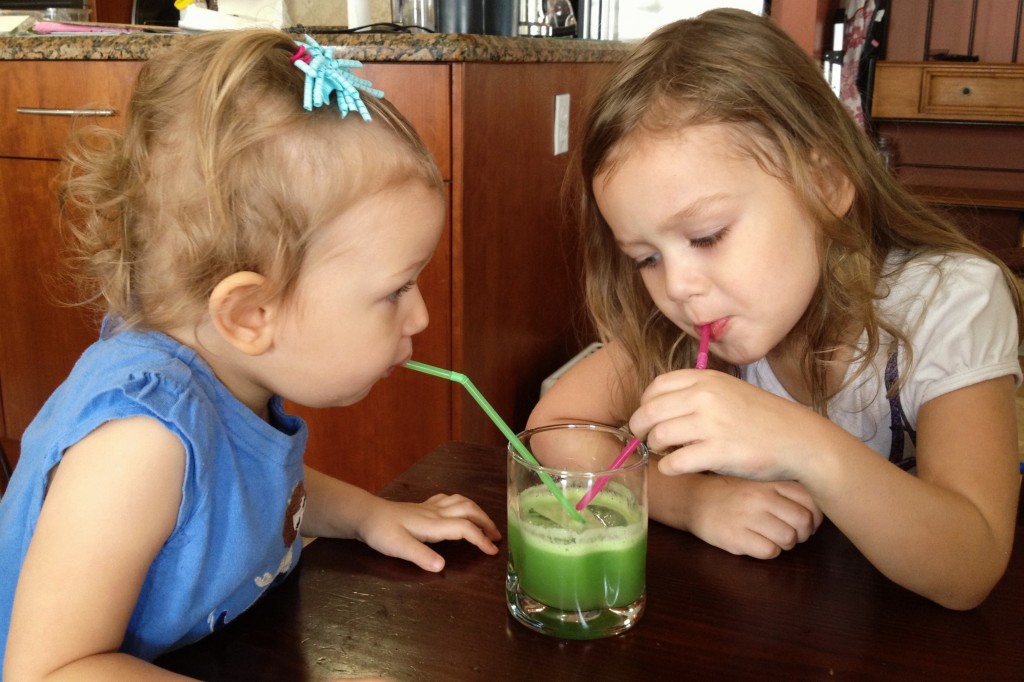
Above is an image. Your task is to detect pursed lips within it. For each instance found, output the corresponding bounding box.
[695,317,728,342]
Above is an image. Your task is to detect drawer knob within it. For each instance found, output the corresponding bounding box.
[961,86,972,96]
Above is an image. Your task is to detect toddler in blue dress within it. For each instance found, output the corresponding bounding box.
[0,30,499,681]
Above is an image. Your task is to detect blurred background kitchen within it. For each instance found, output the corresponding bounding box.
[0,1,769,39]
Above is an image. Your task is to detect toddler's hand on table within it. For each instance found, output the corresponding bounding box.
[358,493,502,572]
[688,476,823,559]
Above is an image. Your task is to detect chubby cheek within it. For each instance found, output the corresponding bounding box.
[297,362,381,408]
[639,271,682,321]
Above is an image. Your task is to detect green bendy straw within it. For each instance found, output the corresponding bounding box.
[404,360,585,524]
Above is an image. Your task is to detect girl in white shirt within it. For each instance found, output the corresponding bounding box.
[529,9,1022,610]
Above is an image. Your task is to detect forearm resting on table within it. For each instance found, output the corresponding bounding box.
[799,410,1018,610]
[300,465,381,540]
[818,457,1017,610]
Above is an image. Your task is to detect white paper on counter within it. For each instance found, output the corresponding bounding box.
[0,15,32,34]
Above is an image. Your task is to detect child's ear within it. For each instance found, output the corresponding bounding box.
[830,171,855,217]
[208,271,276,356]
[811,151,855,217]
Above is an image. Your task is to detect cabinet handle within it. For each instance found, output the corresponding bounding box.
[15,107,116,117]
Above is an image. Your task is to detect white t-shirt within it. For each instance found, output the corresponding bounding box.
[741,252,1021,463]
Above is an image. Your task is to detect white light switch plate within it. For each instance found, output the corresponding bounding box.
[553,93,570,156]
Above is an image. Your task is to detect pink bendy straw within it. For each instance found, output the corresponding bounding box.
[695,322,711,370]
[576,324,712,511]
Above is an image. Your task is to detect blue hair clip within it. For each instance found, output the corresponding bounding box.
[290,35,384,122]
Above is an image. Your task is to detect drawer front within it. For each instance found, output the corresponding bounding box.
[922,69,1024,120]
[872,62,1024,123]
[871,63,926,119]
[0,61,143,160]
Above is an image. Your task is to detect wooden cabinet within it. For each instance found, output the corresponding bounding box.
[872,61,1024,123]
[0,60,143,463]
[0,56,614,492]
[871,62,1024,270]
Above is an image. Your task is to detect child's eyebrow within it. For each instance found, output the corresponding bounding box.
[614,193,732,249]
[657,193,732,228]
[389,256,430,280]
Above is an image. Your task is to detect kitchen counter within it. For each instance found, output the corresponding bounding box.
[0,30,632,63]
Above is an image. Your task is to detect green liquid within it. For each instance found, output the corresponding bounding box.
[508,484,646,612]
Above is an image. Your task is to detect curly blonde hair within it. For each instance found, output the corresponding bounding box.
[60,29,442,334]
[573,9,1022,417]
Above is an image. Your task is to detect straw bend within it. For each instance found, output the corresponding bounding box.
[403,360,586,524]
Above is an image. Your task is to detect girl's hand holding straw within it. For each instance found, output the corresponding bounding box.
[576,324,711,512]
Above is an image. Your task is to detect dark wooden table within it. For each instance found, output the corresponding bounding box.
[157,441,1024,681]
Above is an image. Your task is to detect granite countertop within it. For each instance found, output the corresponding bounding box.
[0,29,632,63]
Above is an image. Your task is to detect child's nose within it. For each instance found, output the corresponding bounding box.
[404,288,430,336]
[664,259,708,302]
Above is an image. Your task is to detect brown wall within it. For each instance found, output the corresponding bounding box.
[886,0,1024,63]
[92,0,133,24]
[771,0,835,58]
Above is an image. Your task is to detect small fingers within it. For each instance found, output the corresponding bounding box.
[421,494,502,541]
[713,525,784,559]
[376,517,499,573]
[690,478,819,558]
[722,517,803,558]
[423,517,501,556]
[755,514,803,552]
[408,544,446,573]
[656,445,709,477]
[741,497,818,553]
[734,533,784,560]
[772,481,825,533]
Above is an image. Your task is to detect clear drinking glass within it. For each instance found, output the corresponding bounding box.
[506,423,648,639]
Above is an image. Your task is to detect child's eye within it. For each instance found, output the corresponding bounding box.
[387,282,414,302]
[689,227,729,249]
[635,253,661,270]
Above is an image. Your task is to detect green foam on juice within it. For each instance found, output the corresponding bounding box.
[508,483,647,612]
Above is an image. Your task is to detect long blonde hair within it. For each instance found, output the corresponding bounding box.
[575,9,1022,416]
[61,29,442,333]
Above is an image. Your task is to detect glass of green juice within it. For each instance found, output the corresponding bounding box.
[506,423,648,639]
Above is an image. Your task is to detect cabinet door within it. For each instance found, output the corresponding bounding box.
[453,62,613,446]
[0,61,142,160]
[0,158,101,443]
[360,63,452,181]
[0,61,142,460]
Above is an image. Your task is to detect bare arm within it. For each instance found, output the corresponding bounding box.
[4,417,194,681]
[638,369,1020,609]
[799,376,1019,609]
[527,342,635,430]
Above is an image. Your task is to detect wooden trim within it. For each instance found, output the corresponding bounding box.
[908,184,1024,210]
[450,63,466,440]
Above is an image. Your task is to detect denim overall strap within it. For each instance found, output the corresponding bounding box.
[885,349,917,471]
